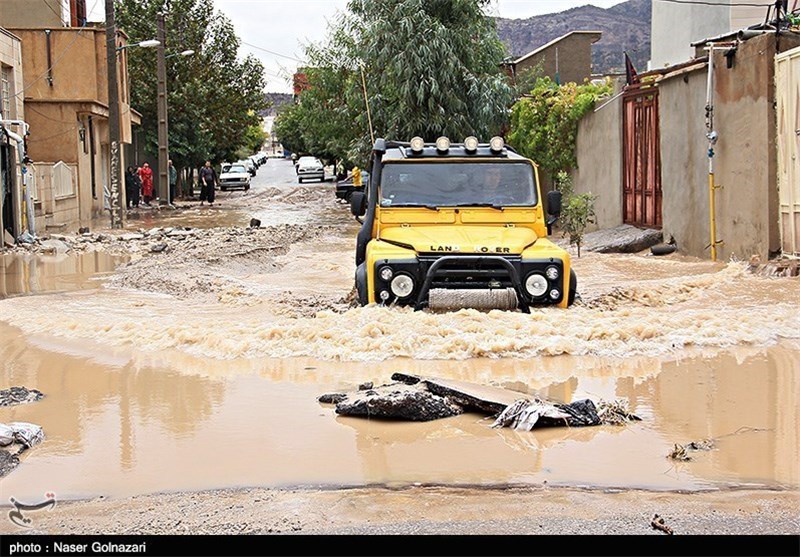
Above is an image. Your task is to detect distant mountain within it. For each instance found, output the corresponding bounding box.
[494,0,651,75]
[261,93,294,117]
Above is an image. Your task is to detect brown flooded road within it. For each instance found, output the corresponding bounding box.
[1,159,799,510]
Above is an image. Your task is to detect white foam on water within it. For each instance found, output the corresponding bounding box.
[1,260,797,362]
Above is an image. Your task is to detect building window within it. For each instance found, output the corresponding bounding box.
[1,65,14,119]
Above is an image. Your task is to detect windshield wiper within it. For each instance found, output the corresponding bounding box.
[390,203,439,210]
[456,203,505,211]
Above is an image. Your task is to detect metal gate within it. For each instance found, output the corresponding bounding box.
[776,46,800,257]
[622,84,662,227]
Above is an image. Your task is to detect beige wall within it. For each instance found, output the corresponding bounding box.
[659,66,710,256]
[572,91,623,230]
[7,26,134,230]
[661,32,800,260]
[515,33,601,85]
[30,161,79,234]
[573,32,799,260]
[650,0,774,69]
[0,0,65,28]
[9,27,108,103]
[712,33,800,260]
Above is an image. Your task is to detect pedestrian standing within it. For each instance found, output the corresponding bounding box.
[350,166,363,188]
[199,160,217,206]
[138,162,154,206]
[125,166,141,209]
[168,159,177,204]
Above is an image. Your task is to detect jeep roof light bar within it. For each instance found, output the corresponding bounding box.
[391,136,514,158]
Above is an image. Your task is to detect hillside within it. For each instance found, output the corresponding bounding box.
[494,0,651,75]
[261,93,294,117]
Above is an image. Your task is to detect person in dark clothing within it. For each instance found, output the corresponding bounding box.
[198,160,217,206]
[168,159,177,203]
[125,166,141,209]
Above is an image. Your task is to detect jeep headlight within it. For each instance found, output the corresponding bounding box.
[545,265,560,280]
[390,274,414,298]
[525,273,548,297]
[379,266,394,282]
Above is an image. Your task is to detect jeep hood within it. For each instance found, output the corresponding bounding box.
[380,225,538,255]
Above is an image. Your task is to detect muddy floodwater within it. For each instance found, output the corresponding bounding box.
[1,160,798,509]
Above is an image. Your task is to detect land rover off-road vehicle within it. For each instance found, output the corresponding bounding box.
[349,136,577,313]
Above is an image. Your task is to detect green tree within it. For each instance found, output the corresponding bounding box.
[116,0,267,176]
[554,170,596,258]
[507,77,612,180]
[235,119,267,160]
[274,0,512,167]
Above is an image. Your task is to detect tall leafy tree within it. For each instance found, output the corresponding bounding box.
[116,0,268,175]
[274,0,512,167]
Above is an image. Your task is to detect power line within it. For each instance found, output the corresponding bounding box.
[14,0,102,100]
[240,40,306,63]
[655,0,779,6]
[41,0,65,22]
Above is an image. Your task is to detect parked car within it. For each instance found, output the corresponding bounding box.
[297,157,325,183]
[219,163,251,191]
[295,156,316,173]
[238,158,257,176]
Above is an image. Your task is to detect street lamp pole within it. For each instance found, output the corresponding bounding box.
[156,11,170,206]
[105,0,123,228]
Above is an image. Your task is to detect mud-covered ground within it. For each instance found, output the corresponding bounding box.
[1,160,798,543]
[6,485,800,537]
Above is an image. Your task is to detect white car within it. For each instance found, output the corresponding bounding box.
[238,158,257,176]
[297,157,325,183]
[219,163,251,191]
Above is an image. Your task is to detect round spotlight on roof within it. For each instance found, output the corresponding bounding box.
[489,136,505,153]
[435,136,450,153]
[409,136,425,153]
[463,136,479,153]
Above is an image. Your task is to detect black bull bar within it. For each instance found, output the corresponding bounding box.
[413,255,531,313]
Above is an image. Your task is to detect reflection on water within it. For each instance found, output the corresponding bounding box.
[0,320,796,500]
[0,252,126,299]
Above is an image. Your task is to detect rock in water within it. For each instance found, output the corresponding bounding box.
[335,383,463,421]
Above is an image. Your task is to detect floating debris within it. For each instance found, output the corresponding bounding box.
[597,399,642,425]
[668,438,715,461]
[0,422,45,448]
[668,444,692,461]
[334,382,464,422]
[651,514,674,535]
[323,375,641,432]
[0,387,44,407]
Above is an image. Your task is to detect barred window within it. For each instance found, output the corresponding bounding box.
[1,65,13,119]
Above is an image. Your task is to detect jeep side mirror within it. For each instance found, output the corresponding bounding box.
[546,190,562,235]
[351,191,367,218]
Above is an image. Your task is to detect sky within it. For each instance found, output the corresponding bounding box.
[87,0,627,94]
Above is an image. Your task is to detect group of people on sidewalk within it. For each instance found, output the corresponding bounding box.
[124,160,179,209]
[123,159,221,209]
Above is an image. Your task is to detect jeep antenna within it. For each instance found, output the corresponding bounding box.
[359,61,375,145]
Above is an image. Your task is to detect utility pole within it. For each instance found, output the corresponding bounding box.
[105,0,123,228]
[156,11,170,205]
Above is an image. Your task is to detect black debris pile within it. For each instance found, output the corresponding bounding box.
[0,387,45,407]
[319,373,641,429]
[319,382,464,422]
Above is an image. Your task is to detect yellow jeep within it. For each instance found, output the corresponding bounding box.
[350,136,577,312]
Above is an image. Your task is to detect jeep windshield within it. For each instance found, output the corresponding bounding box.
[379,162,537,208]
